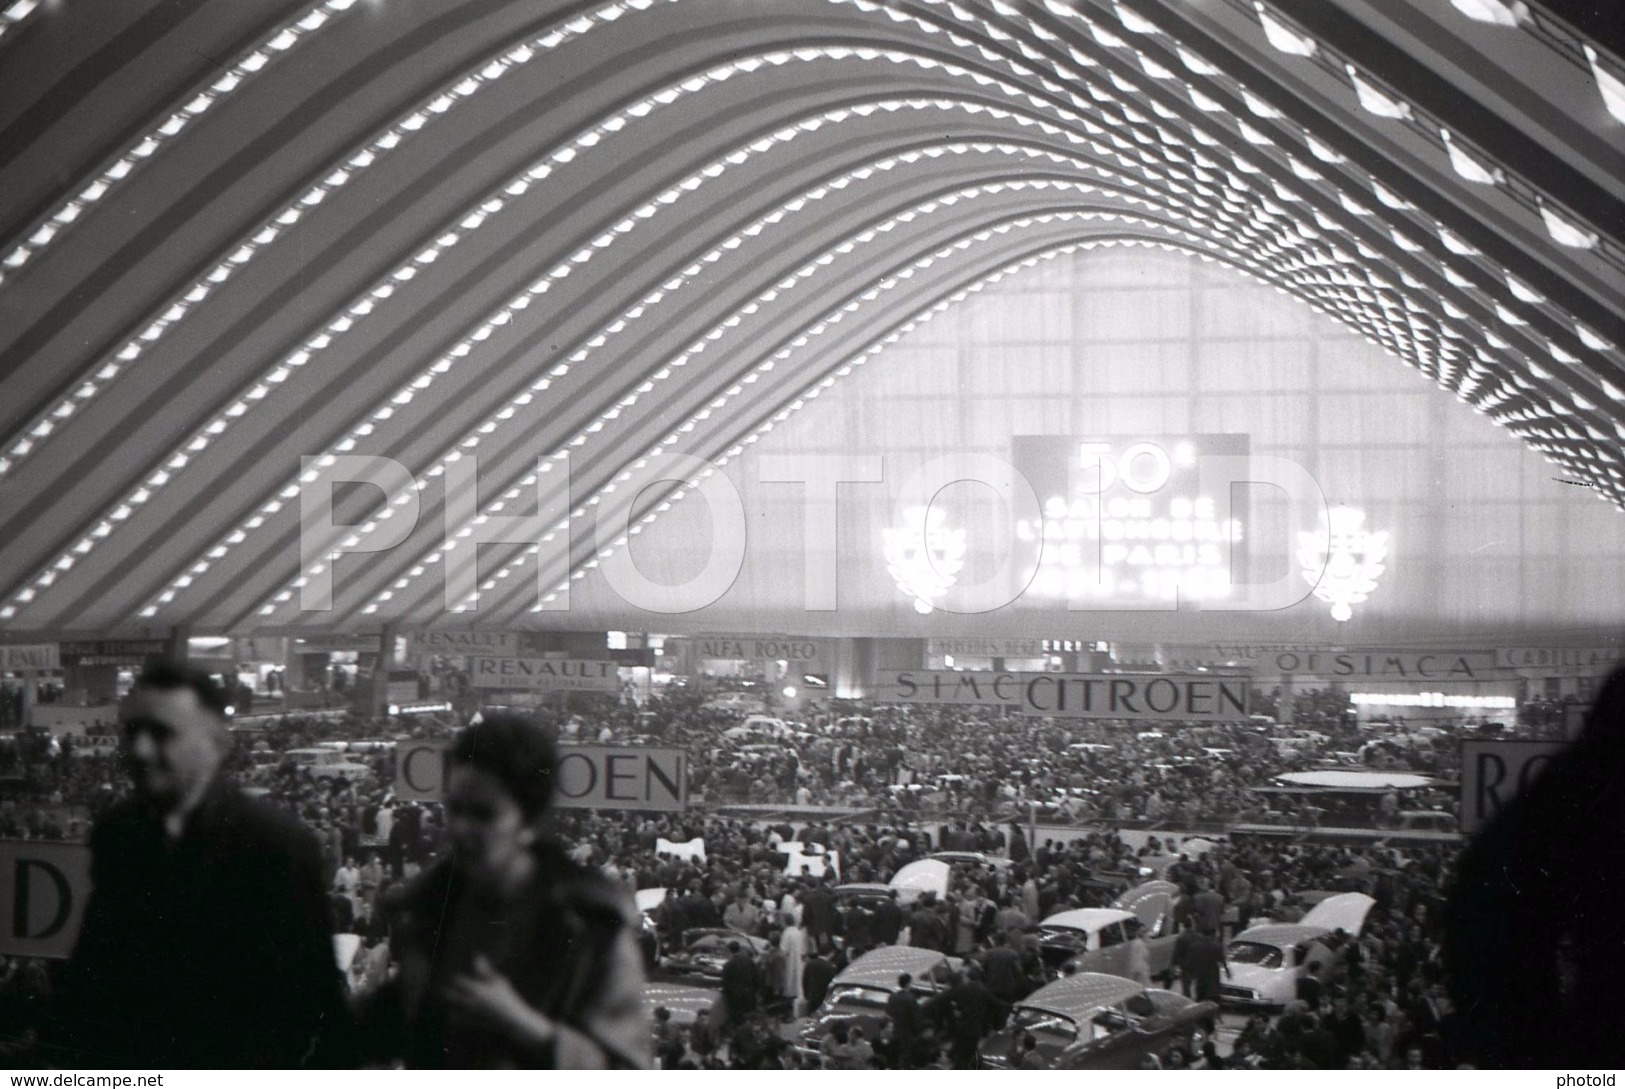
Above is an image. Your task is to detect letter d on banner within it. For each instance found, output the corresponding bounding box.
[1,843,92,958]
[1200,454,1326,611]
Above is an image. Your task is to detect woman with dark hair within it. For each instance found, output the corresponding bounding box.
[358,714,649,1068]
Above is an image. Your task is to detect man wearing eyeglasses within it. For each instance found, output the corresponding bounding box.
[48,661,354,1068]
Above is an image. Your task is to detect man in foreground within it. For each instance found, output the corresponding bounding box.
[50,662,353,1067]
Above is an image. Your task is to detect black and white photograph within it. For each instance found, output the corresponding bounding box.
[0,0,1622,1075]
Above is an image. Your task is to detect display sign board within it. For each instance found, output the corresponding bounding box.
[394,742,687,811]
[1495,646,1619,673]
[1459,740,1569,833]
[1012,434,1250,607]
[468,657,620,692]
[59,639,168,666]
[0,644,59,672]
[692,634,829,665]
[0,841,93,958]
[928,638,1050,659]
[290,634,380,653]
[871,670,1249,721]
[1268,650,1495,680]
[408,630,526,657]
[656,836,706,862]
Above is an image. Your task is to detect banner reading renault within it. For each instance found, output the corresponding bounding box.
[872,670,1249,721]
[468,656,620,692]
[409,630,526,657]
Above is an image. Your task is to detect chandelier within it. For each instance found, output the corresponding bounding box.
[1298,505,1388,622]
[882,505,966,614]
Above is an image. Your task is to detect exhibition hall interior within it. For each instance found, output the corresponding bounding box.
[0,0,1622,1072]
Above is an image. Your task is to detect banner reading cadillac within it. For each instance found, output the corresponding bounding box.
[871,669,1249,721]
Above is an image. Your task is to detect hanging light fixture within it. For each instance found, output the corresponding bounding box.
[1299,505,1389,621]
[883,506,965,614]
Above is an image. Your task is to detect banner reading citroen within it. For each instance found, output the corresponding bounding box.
[395,741,686,811]
[872,670,1249,721]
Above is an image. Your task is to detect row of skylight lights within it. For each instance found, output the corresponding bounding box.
[421,193,1296,615]
[0,0,700,485]
[499,230,1338,617]
[350,197,1240,618]
[0,0,40,43]
[418,215,1333,618]
[1028,0,1620,452]
[137,50,1161,624]
[155,8,1310,625]
[123,0,1612,624]
[0,0,358,297]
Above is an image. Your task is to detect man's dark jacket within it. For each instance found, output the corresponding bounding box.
[52,784,353,1068]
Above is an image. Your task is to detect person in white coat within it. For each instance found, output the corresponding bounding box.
[779,916,808,1016]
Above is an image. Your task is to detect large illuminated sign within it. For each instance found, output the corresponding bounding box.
[1011,435,1249,606]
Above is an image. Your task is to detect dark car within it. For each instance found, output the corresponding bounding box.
[794,946,960,1064]
[658,928,771,980]
[978,973,1214,1070]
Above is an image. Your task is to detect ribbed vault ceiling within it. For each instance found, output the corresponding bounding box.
[0,0,1620,635]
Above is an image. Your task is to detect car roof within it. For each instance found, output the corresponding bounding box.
[1300,892,1376,935]
[833,946,952,988]
[1040,908,1136,932]
[1231,924,1329,947]
[1018,973,1146,1019]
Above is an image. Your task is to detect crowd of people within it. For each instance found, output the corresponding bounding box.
[0,668,1591,1069]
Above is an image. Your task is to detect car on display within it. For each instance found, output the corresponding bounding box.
[701,692,768,714]
[658,929,771,981]
[833,882,896,911]
[977,973,1215,1070]
[1221,893,1375,1012]
[795,946,961,1063]
[735,715,795,739]
[1033,893,1178,978]
[888,858,951,905]
[279,747,374,782]
[928,851,1013,871]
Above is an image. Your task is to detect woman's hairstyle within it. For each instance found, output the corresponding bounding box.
[449,713,559,818]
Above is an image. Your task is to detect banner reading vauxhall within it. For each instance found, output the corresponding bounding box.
[468,657,621,692]
[871,670,1249,722]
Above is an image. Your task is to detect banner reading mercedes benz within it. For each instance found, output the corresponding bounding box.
[871,670,1249,721]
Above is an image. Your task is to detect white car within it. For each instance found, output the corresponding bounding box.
[1033,903,1176,981]
[280,747,374,783]
[1222,893,1374,1011]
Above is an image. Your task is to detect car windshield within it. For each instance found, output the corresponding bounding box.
[1009,1008,1078,1045]
[685,935,731,954]
[1228,941,1285,968]
[1034,926,1090,950]
[825,986,889,1011]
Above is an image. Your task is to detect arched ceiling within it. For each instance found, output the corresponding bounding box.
[0,0,1620,636]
